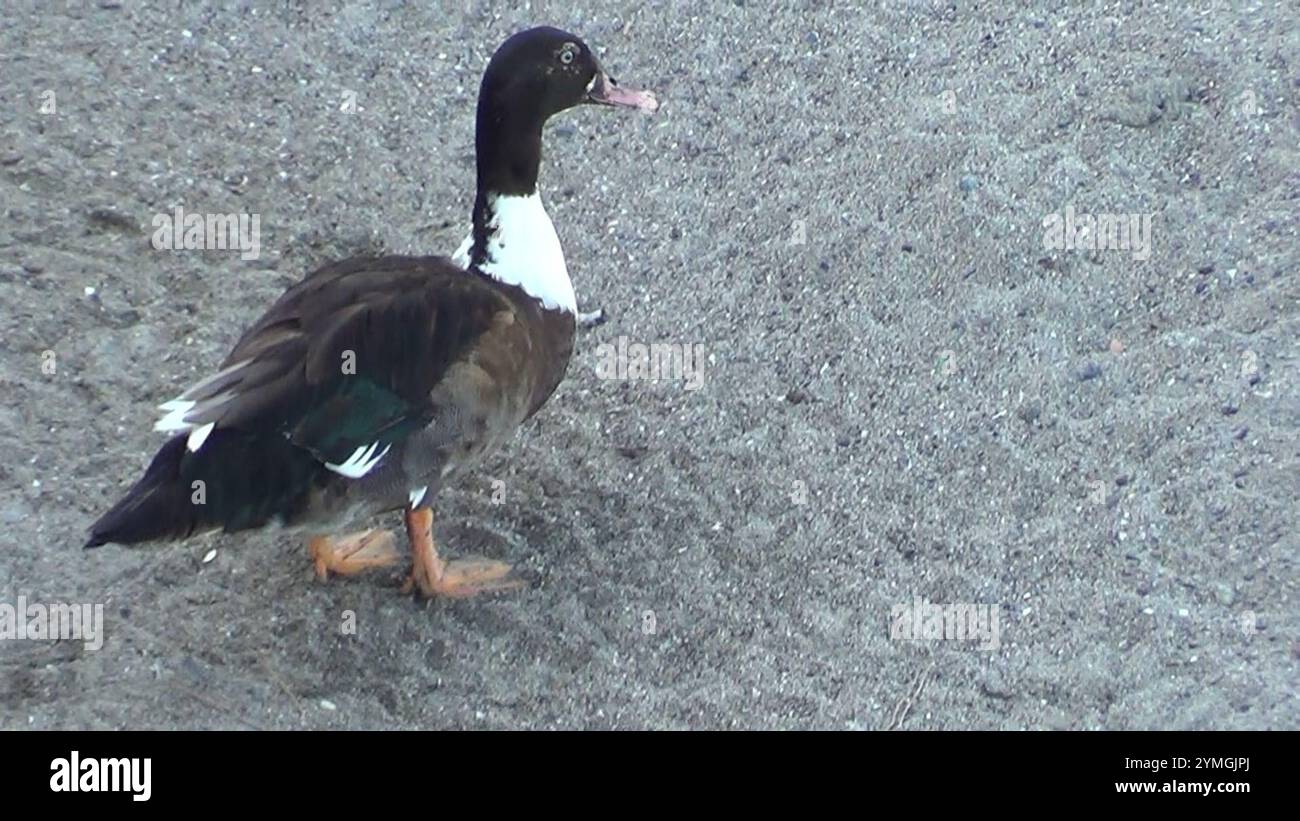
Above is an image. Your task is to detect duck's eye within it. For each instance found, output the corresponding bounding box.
[559,44,577,65]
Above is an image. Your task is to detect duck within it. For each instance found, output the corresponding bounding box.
[86,26,659,598]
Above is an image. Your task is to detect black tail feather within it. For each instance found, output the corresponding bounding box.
[86,430,324,548]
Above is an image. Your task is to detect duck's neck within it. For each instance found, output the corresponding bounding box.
[459,103,576,314]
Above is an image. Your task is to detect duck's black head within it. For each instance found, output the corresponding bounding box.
[475,26,657,195]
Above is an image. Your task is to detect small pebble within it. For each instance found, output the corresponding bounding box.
[1214,584,1235,606]
[1077,362,1102,381]
[959,174,980,193]
[320,699,337,711]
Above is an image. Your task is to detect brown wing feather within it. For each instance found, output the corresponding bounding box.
[159,255,518,465]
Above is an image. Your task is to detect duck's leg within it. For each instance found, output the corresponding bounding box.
[309,529,400,580]
[399,506,525,598]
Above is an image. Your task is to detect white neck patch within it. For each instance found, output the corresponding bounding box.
[459,192,576,313]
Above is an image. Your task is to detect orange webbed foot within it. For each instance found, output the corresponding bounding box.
[309,529,400,581]
[399,508,526,598]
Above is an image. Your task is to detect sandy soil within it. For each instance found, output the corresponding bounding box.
[0,2,1296,729]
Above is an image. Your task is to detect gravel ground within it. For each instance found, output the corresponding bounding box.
[0,1,1296,729]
